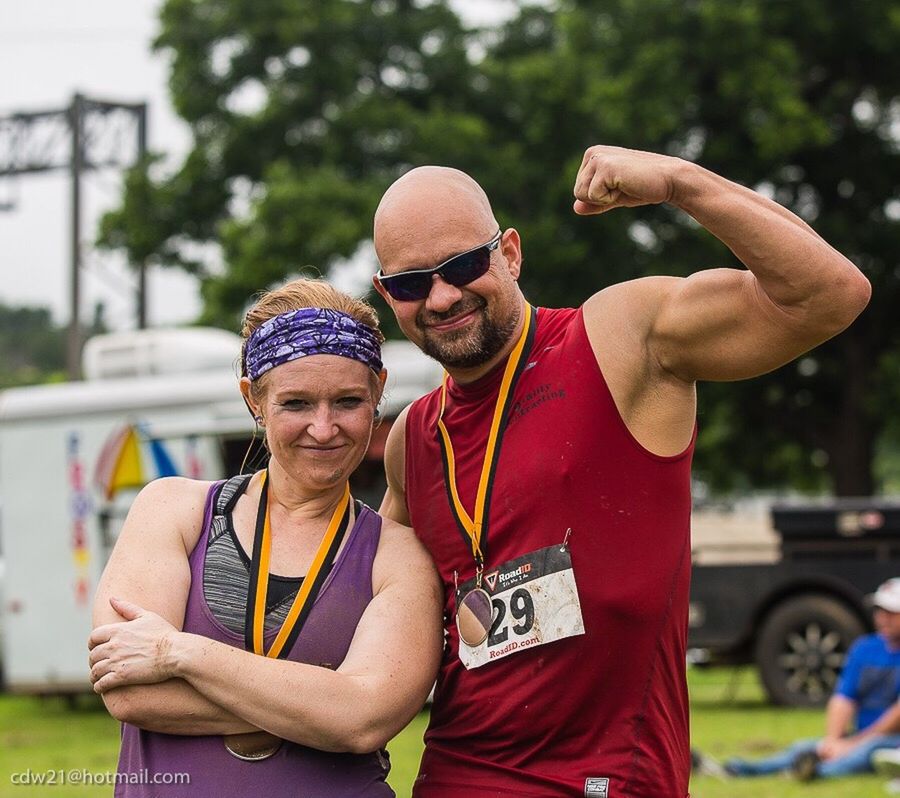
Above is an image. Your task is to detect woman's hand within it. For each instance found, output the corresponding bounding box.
[88,597,180,693]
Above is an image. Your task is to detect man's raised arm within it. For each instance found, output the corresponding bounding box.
[575,145,871,384]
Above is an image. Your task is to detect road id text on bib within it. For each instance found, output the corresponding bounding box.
[457,543,584,670]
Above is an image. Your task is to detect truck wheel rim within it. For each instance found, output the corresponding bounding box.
[776,623,844,700]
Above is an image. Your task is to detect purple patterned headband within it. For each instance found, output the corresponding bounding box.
[244,307,383,381]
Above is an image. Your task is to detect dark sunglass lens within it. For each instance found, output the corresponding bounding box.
[384,272,433,301]
[381,237,495,301]
[441,248,491,287]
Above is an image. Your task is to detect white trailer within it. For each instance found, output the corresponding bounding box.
[0,328,441,694]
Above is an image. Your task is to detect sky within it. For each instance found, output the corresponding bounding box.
[0,0,194,330]
[0,0,519,332]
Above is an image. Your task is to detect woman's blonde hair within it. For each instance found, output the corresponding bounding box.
[241,278,385,402]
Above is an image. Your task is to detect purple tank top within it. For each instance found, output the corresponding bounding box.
[115,481,394,797]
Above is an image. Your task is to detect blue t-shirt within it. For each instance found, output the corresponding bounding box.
[835,634,900,731]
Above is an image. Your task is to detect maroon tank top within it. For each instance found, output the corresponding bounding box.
[115,483,393,797]
[405,307,694,798]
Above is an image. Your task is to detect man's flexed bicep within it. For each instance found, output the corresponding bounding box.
[648,267,851,383]
[574,145,870,385]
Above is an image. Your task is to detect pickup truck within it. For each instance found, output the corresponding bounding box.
[688,499,900,706]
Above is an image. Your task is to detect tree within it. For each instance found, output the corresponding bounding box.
[0,302,105,388]
[100,0,900,495]
[456,0,900,495]
[99,0,486,333]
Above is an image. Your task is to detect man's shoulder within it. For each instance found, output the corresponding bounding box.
[532,305,582,348]
[583,276,681,325]
[849,633,892,659]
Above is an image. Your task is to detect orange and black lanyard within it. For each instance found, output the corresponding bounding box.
[244,470,352,658]
[437,304,536,585]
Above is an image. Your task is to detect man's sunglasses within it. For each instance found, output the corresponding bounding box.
[376,231,502,302]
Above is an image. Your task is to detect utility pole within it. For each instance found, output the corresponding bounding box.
[69,94,84,379]
[0,93,148,378]
[135,102,148,331]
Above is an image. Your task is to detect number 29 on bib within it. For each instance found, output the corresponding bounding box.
[457,544,585,670]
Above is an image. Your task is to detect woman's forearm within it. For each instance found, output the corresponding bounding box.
[174,633,420,753]
[103,678,259,736]
[90,529,443,754]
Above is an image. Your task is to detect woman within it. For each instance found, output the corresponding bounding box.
[88,279,442,797]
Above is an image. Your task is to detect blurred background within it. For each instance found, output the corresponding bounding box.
[0,0,898,796]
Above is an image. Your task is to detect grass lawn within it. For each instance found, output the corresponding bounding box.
[0,668,889,797]
[687,667,880,798]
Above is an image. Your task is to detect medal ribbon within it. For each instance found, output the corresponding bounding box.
[244,470,352,658]
[436,303,536,574]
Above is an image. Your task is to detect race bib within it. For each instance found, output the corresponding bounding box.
[457,544,584,670]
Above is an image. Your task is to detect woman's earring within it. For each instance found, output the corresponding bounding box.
[255,415,264,426]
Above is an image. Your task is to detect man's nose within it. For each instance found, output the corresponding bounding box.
[425,275,464,313]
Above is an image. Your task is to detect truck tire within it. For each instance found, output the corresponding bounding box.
[754,594,865,707]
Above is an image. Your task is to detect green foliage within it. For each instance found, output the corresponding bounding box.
[98,0,900,494]
[0,303,107,389]
[469,0,900,495]
[100,0,482,286]
[0,304,69,388]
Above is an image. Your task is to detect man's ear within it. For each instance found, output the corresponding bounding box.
[500,228,522,280]
[372,274,391,304]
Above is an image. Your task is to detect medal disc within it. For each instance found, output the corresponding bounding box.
[456,588,493,647]
[223,731,283,761]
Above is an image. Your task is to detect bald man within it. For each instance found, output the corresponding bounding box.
[372,146,870,798]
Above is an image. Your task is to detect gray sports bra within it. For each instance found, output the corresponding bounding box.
[203,475,302,635]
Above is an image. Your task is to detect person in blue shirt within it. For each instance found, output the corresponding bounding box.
[723,578,900,780]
